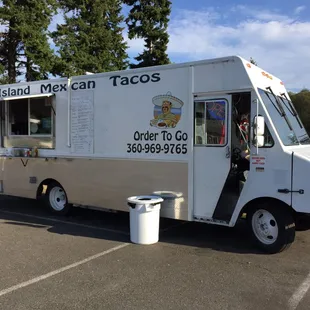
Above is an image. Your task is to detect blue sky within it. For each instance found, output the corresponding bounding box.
[121,1,310,92]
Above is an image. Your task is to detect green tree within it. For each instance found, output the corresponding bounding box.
[0,11,21,83]
[0,62,9,84]
[52,0,129,77]
[289,89,310,134]
[124,0,171,68]
[0,0,58,82]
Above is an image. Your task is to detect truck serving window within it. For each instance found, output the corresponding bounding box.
[8,97,53,136]
[194,99,227,146]
[8,98,29,135]
[3,95,55,149]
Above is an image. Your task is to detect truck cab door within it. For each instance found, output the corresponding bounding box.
[291,152,308,213]
[193,95,231,221]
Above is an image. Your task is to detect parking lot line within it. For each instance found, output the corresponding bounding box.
[0,209,129,235]
[288,271,310,310]
[0,243,129,298]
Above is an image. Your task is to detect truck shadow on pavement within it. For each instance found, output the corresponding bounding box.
[0,196,307,255]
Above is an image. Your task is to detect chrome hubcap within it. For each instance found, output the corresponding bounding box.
[252,209,278,245]
[49,187,67,211]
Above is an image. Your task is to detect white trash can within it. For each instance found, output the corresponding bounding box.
[127,195,164,245]
[152,191,184,219]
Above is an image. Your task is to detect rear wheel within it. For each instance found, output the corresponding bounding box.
[247,202,295,254]
[44,182,72,215]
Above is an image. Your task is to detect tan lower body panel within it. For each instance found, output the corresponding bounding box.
[0,156,189,220]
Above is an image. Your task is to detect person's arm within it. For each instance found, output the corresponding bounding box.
[242,149,250,160]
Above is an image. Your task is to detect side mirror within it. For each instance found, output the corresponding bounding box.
[254,116,265,136]
[253,116,265,147]
[254,135,265,147]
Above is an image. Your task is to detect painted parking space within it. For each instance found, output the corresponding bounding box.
[1,196,310,309]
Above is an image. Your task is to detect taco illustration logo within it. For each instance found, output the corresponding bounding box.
[150,92,184,128]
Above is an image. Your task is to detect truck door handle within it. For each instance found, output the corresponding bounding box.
[278,188,304,194]
[225,146,230,158]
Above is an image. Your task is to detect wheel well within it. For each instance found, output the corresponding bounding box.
[238,197,294,219]
[36,178,63,199]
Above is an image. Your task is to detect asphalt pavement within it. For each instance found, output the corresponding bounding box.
[1,195,310,310]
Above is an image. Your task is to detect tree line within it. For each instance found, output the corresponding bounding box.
[0,0,171,83]
[1,2,309,132]
[289,89,310,134]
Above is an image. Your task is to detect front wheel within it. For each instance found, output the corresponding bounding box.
[247,203,295,254]
[44,182,72,215]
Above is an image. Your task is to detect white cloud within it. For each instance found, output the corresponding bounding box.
[231,5,291,22]
[294,6,306,15]
[0,23,8,33]
[126,7,310,91]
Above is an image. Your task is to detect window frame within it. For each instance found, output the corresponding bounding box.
[194,98,229,147]
[6,96,54,138]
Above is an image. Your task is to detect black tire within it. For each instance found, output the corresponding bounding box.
[294,214,310,231]
[247,202,295,254]
[44,182,72,215]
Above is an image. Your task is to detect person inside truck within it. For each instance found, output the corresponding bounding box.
[232,96,251,181]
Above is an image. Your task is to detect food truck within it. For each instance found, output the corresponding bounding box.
[0,55,308,253]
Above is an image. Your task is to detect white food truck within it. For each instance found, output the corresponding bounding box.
[0,55,308,253]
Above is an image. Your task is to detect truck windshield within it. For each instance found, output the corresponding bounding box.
[278,95,310,145]
[258,88,310,146]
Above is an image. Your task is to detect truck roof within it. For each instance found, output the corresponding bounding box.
[0,55,248,87]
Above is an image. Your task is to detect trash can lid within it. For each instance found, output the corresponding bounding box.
[127,195,164,204]
[152,191,183,199]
